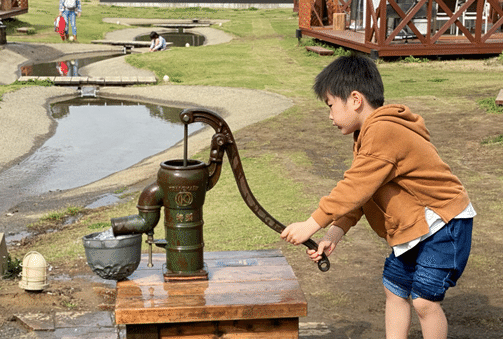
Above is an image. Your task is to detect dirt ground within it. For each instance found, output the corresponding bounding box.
[1,82,503,337]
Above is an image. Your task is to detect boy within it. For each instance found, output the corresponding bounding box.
[280,54,475,339]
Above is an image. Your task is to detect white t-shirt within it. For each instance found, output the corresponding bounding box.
[393,203,476,257]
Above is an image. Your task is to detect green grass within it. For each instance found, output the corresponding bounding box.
[478,98,503,114]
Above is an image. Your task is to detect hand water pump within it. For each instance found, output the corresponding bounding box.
[111,108,330,281]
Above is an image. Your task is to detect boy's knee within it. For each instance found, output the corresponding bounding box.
[412,298,442,319]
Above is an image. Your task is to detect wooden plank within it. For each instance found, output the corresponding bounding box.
[159,318,299,338]
[496,89,503,105]
[305,46,334,55]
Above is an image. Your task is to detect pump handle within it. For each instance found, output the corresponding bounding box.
[180,108,330,272]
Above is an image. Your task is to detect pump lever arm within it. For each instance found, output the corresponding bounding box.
[180,108,330,272]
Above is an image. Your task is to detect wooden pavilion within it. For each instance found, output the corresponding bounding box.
[297,0,503,57]
[0,0,28,20]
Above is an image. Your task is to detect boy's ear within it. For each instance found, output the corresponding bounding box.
[350,91,364,110]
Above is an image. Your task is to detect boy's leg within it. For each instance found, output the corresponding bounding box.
[384,286,411,339]
[412,298,447,339]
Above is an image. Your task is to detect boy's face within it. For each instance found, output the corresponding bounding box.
[325,93,361,135]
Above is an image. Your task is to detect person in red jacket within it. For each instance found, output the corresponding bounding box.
[281,54,475,339]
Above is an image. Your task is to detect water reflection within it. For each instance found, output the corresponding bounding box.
[136,32,205,47]
[0,98,203,214]
[19,53,123,77]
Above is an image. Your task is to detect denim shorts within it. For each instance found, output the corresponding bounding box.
[382,218,473,301]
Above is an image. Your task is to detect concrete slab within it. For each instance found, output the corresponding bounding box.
[120,76,137,85]
[104,76,122,85]
[17,76,38,81]
[14,313,55,331]
[53,76,72,85]
[55,311,113,328]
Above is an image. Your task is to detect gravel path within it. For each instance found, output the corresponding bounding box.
[0,24,293,234]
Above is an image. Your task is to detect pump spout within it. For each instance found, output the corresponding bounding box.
[111,182,163,236]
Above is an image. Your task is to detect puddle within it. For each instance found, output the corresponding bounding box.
[85,194,121,209]
[0,97,203,215]
[136,31,206,47]
[5,231,33,245]
[19,52,123,77]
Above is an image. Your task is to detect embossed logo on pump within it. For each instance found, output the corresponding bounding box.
[175,192,193,206]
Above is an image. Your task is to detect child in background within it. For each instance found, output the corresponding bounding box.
[58,0,81,41]
[149,31,167,52]
[280,54,475,339]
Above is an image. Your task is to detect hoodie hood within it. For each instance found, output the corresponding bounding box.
[358,104,430,143]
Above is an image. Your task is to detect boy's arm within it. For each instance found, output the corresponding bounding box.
[281,216,321,245]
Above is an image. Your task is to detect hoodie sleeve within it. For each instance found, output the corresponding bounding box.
[311,153,396,229]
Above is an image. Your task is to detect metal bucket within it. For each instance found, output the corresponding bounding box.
[82,231,142,280]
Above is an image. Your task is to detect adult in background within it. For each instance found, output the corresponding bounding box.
[59,0,81,41]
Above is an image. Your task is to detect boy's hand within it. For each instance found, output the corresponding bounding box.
[281,217,321,245]
[306,225,344,262]
[307,240,336,262]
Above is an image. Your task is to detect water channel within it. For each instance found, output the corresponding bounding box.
[18,52,124,77]
[0,97,204,217]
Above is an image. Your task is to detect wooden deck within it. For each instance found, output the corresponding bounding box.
[301,27,503,56]
[0,6,27,19]
[299,0,503,57]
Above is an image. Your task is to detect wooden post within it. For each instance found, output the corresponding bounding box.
[0,233,8,276]
[299,0,312,29]
[333,13,346,30]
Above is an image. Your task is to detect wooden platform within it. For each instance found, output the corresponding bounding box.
[115,250,307,339]
[0,7,28,20]
[17,76,157,86]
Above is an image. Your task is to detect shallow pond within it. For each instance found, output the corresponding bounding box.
[0,97,203,215]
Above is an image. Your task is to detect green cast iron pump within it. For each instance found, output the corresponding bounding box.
[111,108,330,281]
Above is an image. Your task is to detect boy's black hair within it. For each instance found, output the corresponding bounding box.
[150,31,159,40]
[313,53,384,108]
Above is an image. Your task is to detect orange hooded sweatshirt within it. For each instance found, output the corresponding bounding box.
[311,104,470,247]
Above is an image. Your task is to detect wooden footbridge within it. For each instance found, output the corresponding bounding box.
[17,75,157,86]
[297,0,503,57]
